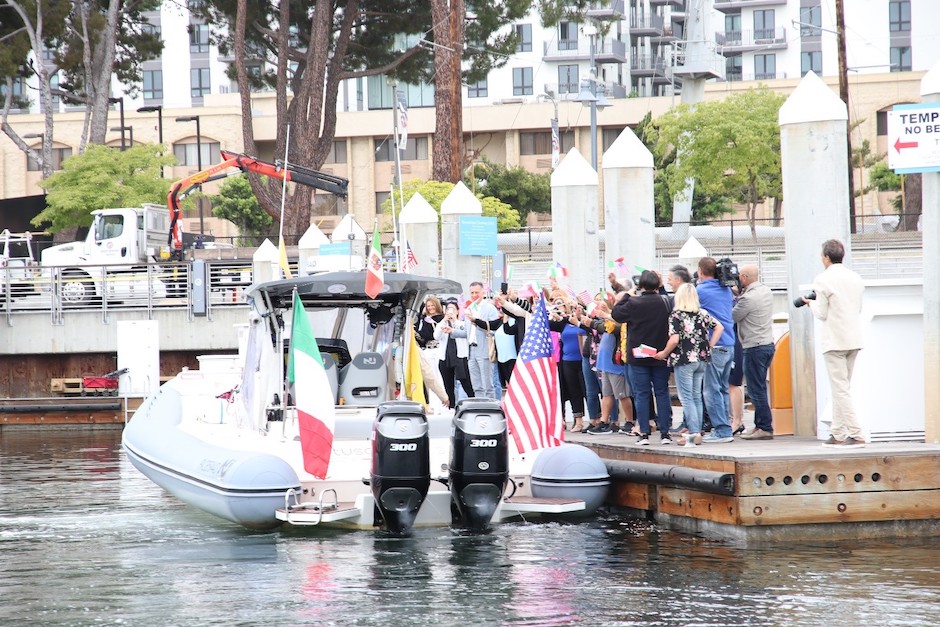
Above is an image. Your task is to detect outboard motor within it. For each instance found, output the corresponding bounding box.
[370,401,430,534]
[449,398,509,532]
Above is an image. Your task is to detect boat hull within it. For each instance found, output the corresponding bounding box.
[122,387,300,530]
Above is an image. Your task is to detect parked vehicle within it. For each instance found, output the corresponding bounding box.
[0,229,41,301]
[39,204,173,304]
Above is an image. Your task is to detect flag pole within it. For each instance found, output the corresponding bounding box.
[277,124,293,279]
[390,84,403,271]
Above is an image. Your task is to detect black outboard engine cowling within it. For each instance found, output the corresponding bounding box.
[371,401,430,534]
[449,398,509,532]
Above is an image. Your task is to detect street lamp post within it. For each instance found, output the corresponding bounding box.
[111,126,134,147]
[137,105,163,145]
[108,97,126,150]
[176,115,204,235]
[575,25,608,171]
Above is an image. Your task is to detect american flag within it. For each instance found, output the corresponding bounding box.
[576,289,593,307]
[502,296,563,454]
[401,240,418,273]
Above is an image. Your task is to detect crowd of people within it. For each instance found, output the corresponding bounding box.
[412,239,866,448]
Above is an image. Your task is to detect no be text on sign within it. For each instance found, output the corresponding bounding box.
[887,102,940,173]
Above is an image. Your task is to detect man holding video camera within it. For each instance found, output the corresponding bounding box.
[801,239,866,447]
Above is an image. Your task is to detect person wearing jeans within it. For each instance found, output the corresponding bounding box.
[612,271,674,445]
[733,264,776,440]
[696,257,736,443]
[655,283,723,445]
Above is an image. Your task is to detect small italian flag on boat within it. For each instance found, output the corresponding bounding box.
[365,223,384,299]
[288,291,336,479]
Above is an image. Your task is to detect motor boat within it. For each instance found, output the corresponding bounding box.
[123,271,607,533]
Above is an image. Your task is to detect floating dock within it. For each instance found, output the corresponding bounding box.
[573,433,940,543]
[0,397,139,427]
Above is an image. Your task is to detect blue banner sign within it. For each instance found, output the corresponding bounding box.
[319,242,353,255]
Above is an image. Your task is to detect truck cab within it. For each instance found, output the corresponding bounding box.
[40,204,171,305]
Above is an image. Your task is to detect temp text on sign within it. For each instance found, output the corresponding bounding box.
[887,103,940,174]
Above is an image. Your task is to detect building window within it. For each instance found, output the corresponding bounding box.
[142,22,161,39]
[754,54,776,80]
[515,24,532,52]
[324,140,347,165]
[890,46,911,72]
[519,130,574,155]
[889,1,911,32]
[190,24,209,53]
[559,22,578,51]
[726,55,742,81]
[877,111,889,136]
[557,65,579,95]
[375,192,390,215]
[143,70,163,100]
[799,5,822,37]
[512,67,533,96]
[724,14,741,43]
[374,136,429,162]
[754,10,775,40]
[801,51,822,76]
[27,147,73,172]
[190,67,210,98]
[467,77,488,98]
[49,73,61,106]
[173,141,221,167]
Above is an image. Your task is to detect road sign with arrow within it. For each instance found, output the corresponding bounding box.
[887,102,940,173]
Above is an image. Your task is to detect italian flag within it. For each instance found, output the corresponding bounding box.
[288,291,335,479]
[364,224,384,299]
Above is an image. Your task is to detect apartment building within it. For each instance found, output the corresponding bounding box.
[1,1,938,231]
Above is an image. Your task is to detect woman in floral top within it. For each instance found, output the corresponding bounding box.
[654,283,724,445]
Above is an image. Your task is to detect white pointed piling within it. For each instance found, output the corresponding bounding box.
[920,62,940,443]
[252,239,280,284]
[602,128,655,278]
[552,148,601,292]
[440,181,483,289]
[297,223,330,276]
[779,70,850,436]
[400,192,440,276]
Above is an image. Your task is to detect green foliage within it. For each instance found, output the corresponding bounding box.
[32,144,175,233]
[869,161,901,192]
[382,179,521,232]
[634,112,732,222]
[654,87,786,225]
[465,159,550,223]
[210,175,273,236]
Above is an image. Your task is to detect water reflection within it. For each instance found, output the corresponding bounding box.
[2,429,940,626]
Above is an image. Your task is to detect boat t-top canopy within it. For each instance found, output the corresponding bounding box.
[248,271,462,311]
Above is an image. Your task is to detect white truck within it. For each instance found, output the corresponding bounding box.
[40,204,172,304]
[0,229,41,302]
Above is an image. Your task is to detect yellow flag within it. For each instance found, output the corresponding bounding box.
[278,238,293,279]
[404,324,426,406]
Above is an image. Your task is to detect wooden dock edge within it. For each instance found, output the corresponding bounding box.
[588,441,940,543]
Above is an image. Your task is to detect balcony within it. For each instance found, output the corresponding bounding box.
[586,0,625,19]
[716,28,788,53]
[630,14,665,37]
[671,42,725,81]
[543,81,629,100]
[631,55,666,77]
[649,0,685,6]
[714,0,787,12]
[543,36,628,64]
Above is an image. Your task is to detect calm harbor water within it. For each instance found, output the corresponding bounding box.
[2,428,940,626]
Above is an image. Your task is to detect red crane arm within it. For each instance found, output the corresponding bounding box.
[166,150,349,258]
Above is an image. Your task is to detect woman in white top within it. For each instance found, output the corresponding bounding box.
[434,300,474,407]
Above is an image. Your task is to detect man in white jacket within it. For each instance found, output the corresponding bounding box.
[464,281,500,399]
[802,239,866,448]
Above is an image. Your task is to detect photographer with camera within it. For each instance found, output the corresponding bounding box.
[695,257,737,443]
[801,239,866,448]
[732,265,776,440]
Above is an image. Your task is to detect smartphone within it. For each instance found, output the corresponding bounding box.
[500,282,508,295]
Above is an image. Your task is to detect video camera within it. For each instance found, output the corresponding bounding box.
[793,290,816,308]
[716,257,740,290]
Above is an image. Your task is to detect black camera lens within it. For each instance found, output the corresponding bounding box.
[794,290,816,308]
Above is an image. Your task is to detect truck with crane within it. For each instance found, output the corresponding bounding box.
[37,151,348,305]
